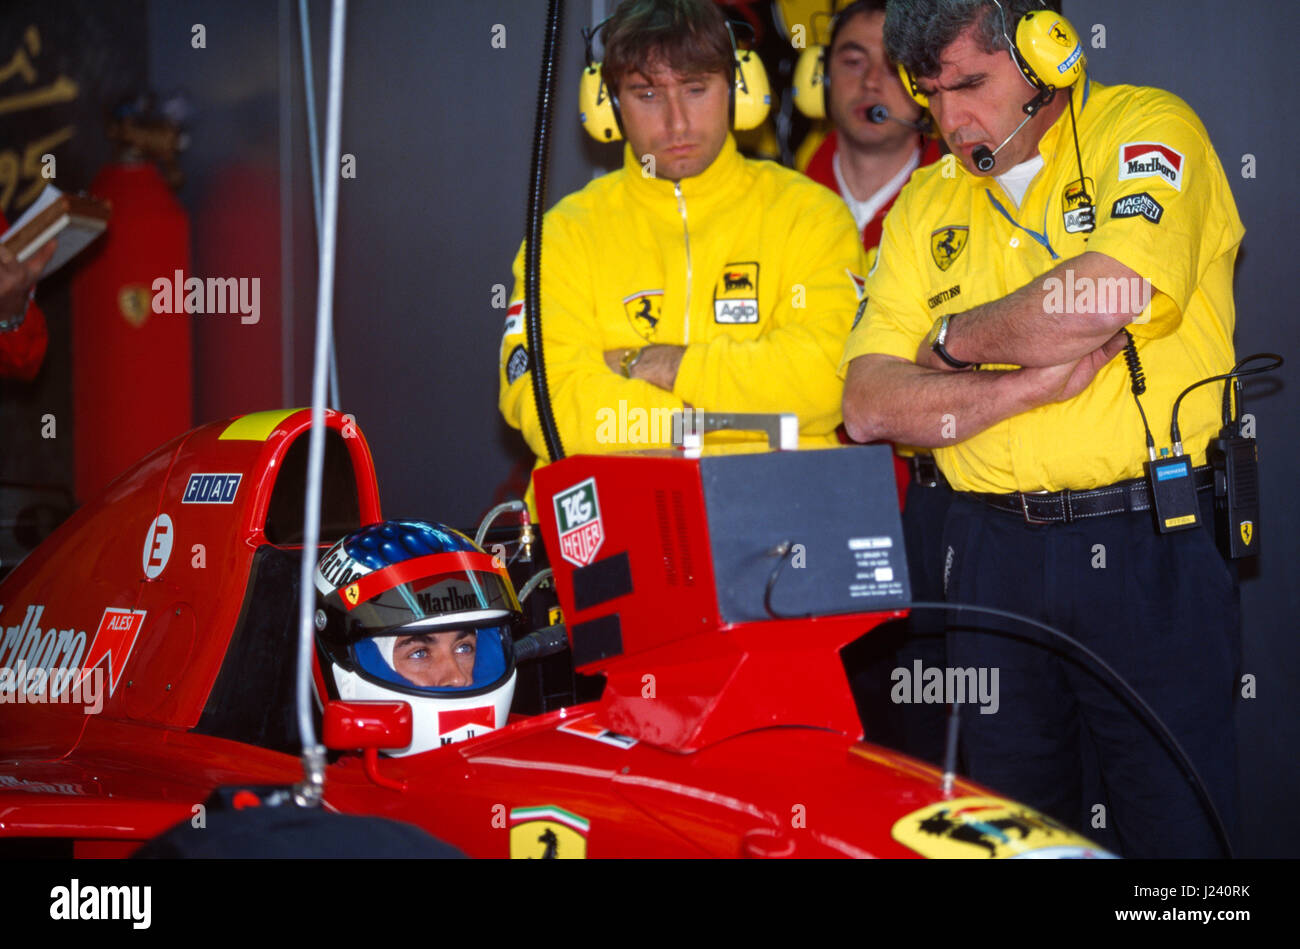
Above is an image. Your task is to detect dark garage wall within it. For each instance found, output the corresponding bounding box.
[118,0,1300,857]
[1076,0,1300,859]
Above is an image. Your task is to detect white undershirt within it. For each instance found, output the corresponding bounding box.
[994,153,1045,208]
[833,146,921,233]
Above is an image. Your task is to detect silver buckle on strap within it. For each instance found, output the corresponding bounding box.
[1019,490,1054,525]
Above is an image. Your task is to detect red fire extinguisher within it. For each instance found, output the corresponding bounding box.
[71,102,191,504]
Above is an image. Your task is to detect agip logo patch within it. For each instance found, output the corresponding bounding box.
[713,262,759,324]
[509,806,590,859]
[623,289,663,341]
[1061,177,1096,233]
[930,226,968,271]
[892,797,1115,858]
[553,477,604,567]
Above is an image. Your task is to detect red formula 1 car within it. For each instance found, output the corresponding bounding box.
[0,407,1112,858]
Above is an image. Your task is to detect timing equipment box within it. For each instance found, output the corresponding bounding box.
[534,446,910,673]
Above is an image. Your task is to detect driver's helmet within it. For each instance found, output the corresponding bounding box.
[314,520,519,755]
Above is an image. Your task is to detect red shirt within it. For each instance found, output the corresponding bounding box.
[804,130,943,253]
[0,210,49,381]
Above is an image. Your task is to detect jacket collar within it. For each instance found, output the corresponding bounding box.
[621,133,749,211]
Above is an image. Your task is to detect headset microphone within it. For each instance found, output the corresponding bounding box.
[971,84,1054,171]
[866,104,931,133]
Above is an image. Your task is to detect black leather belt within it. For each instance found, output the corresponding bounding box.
[969,466,1215,524]
[908,454,945,487]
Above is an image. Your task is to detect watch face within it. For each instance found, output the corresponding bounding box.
[926,315,946,351]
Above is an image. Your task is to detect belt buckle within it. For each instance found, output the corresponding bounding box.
[1019,490,1054,525]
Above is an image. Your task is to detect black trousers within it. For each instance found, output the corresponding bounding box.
[845,477,952,766]
[941,489,1241,858]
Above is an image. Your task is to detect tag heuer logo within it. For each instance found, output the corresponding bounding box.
[554,478,604,567]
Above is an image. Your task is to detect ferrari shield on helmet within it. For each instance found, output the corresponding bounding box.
[314,520,519,755]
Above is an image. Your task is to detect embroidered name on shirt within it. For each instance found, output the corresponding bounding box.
[928,285,961,309]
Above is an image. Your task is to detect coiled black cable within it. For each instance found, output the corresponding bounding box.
[1121,328,1156,457]
[526,0,566,463]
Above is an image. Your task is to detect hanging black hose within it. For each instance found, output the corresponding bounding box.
[526,0,566,463]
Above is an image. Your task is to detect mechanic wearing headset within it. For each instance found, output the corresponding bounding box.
[499,0,864,503]
[841,0,1243,857]
[0,222,55,380]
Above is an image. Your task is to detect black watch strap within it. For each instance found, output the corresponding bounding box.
[930,315,973,370]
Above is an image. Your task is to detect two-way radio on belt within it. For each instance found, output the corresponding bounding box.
[1120,333,1282,552]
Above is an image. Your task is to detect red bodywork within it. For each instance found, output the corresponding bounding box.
[0,411,1077,858]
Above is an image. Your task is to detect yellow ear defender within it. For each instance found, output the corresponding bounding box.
[894,2,1082,114]
[995,0,1086,93]
[579,16,772,143]
[897,61,929,110]
[790,7,835,120]
[579,59,621,143]
[731,40,773,131]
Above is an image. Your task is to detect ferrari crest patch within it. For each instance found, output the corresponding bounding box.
[623,289,663,342]
[930,226,968,271]
[892,796,1114,858]
[509,806,589,859]
[1240,520,1253,546]
[118,285,151,328]
[343,583,360,607]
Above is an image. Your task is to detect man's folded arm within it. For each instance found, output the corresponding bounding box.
[920,251,1149,371]
[498,237,687,459]
[842,353,1039,447]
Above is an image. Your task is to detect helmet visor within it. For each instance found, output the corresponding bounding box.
[352,624,513,694]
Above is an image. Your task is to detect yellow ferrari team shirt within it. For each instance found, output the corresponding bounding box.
[500,134,866,477]
[842,76,1244,494]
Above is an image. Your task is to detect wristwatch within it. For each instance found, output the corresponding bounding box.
[619,347,644,378]
[926,314,974,370]
[0,309,26,334]
[0,287,34,333]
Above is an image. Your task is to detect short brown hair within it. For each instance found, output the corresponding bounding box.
[601,0,732,96]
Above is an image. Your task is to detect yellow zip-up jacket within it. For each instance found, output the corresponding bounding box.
[499,134,866,488]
